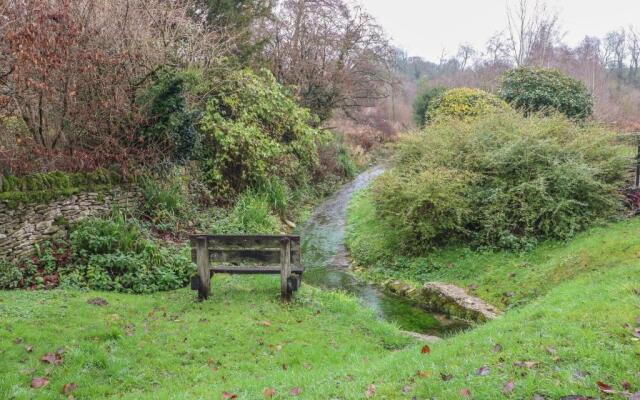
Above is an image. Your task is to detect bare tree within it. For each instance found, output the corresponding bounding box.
[264,0,393,121]
[484,32,512,67]
[506,0,561,67]
[456,44,476,71]
[603,29,626,73]
[628,26,640,80]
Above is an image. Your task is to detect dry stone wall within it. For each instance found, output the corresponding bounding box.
[0,187,142,259]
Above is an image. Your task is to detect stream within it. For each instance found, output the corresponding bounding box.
[300,167,469,336]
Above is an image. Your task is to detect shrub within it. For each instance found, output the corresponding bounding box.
[499,67,593,120]
[140,175,188,222]
[210,191,281,234]
[413,86,446,127]
[137,70,199,163]
[427,88,510,122]
[70,214,143,255]
[373,112,628,252]
[65,215,193,293]
[372,167,473,251]
[0,259,23,289]
[197,68,324,200]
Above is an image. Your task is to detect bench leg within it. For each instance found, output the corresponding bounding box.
[196,237,211,300]
[280,239,292,302]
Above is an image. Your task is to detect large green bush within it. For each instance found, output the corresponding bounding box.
[499,67,593,120]
[373,112,628,252]
[198,68,324,200]
[427,87,510,122]
[412,86,446,127]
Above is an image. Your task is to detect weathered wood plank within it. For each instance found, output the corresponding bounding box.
[207,248,301,267]
[196,237,211,300]
[281,238,292,301]
[210,266,304,274]
[190,235,300,250]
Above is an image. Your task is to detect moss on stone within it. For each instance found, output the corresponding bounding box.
[0,169,124,207]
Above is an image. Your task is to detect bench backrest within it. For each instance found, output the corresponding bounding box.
[189,235,302,272]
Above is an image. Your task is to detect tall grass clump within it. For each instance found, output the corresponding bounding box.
[372,112,629,252]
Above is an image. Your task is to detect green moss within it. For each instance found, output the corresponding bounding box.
[0,169,123,207]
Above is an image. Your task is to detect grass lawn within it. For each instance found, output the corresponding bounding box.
[346,188,640,310]
[0,276,410,400]
[2,264,640,399]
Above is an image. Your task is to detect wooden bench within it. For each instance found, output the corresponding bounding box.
[189,235,303,301]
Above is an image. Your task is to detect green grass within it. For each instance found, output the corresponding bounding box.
[0,276,410,399]
[347,188,640,309]
[2,264,640,398]
[364,262,640,399]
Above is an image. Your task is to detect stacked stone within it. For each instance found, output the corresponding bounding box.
[0,187,142,260]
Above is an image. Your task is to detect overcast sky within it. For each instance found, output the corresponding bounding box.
[357,0,640,62]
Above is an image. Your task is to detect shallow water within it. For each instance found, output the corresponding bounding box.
[300,167,469,336]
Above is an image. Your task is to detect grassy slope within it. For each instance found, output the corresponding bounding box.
[2,266,640,399]
[366,262,640,399]
[347,189,640,310]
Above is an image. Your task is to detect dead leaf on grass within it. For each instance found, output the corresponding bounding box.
[502,380,515,394]
[62,383,77,395]
[365,383,376,398]
[476,365,490,376]
[31,377,49,389]
[262,387,276,398]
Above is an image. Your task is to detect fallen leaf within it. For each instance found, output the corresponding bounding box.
[402,385,412,394]
[262,387,276,398]
[222,392,238,399]
[596,381,616,394]
[421,345,430,354]
[502,381,515,394]
[545,346,557,355]
[31,377,49,389]
[62,383,78,395]
[513,361,539,369]
[365,383,376,398]
[492,343,503,353]
[622,381,631,391]
[460,388,471,397]
[41,352,63,366]
[14,337,23,344]
[258,320,272,327]
[289,387,302,396]
[532,394,546,400]
[441,373,453,381]
[476,365,490,376]
[25,345,33,353]
[416,371,431,378]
